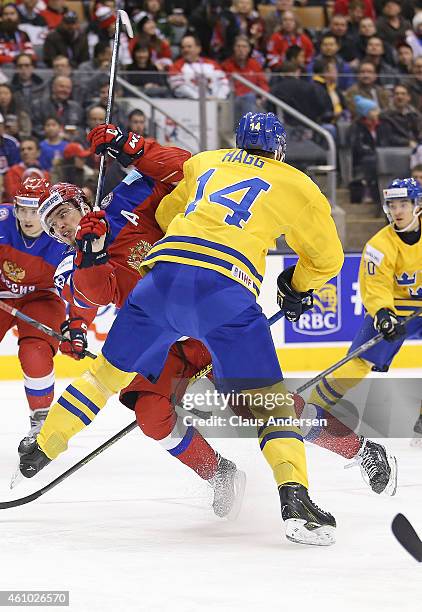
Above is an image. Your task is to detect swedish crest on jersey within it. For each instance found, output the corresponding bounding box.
[293,278,341,336]
[127,240,153,273]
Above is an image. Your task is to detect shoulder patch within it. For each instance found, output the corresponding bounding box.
[123,169,143,185]
[0,207,10,221]
[364,244,384,267]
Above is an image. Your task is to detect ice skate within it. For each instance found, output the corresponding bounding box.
[209,455,246,520]
[346,437,397,496]
[279,483,336,546]
[10,410,50,489]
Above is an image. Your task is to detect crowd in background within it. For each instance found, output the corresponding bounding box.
[1,0,422,205]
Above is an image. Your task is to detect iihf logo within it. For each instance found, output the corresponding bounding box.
[293,278,341,336]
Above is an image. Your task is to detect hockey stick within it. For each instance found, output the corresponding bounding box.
[392,513,422,562]
[2,308,420,508]
[0,300,96,360]
[296,307,422,395]
[1,311,286,507]
[94,10,134,210]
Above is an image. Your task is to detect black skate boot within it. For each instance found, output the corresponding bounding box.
[410,415,422,447]
[413,415,422,435]
[279,483,336,546]
[346,437,397,495]
[18,437,51,479]
[209,455,246,520]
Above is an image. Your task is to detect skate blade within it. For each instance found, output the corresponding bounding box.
[10,462,23,490]
[226,469,246,522]
[284,518,336,546]
[383,454,398,497]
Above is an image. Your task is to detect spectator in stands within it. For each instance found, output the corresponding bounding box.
[411,163,422,182]
[0,84,31,139]
[334,0,375,19]
[126,44,169,96]
[345,60,390,117]
[4,137,48,201]
[78,41,112,78]
[285,45,306,73]
[40,0,67,30]
[86,105,106,131]
[93,79,128,125]
[90,4,132,66]
[397,42,414,75]
[408,56,422,112]
[231,0,265,58]
[380,83,422,147]
[168,34,230,99]
[346,0,366,39]
[39,116,67,171]
[141,0,173,41]
[406,12,422,59]
[49,54,85,103]
[349,95,381,204]
[271,60,320,123]
[364,35,398,85]
[267,10,314,71]
[324,13,358,64]
[189,0,239,62]
[17,0,48,46]
[355,17,376,59]
[264,0,293,38]
[0,113,20,181]
[43,10,89,68]
[222,35,269,125]
[131,14,173,71]
[376,0,411,48]
[31,75,84,139]
[311,58,346,138]
[10,53,45,112]
[309,34,354,91]
[127,109,147,135]
[0,4,36,66]
[51,141,96,187]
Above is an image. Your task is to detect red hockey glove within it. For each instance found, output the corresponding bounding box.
[87,123,145,167]
[60,317,88,360]
[75,210,110,268]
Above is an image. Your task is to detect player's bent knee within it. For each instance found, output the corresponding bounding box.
[134,393,176,440]
[18,337,55,377]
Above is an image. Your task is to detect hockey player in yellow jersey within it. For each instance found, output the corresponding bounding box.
[302,177,422,490]
[19,113,344,546]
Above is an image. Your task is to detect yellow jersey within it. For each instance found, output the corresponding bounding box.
[360,223,422,317]
[143,148,344,298]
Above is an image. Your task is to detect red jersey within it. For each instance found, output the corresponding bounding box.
[266,32,315,69]
[221,56,269,96]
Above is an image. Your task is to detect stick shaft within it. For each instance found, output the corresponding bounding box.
[0,300,96,360]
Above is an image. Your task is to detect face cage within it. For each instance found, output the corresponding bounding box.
[42,199,89,243]
[382,198,422,232]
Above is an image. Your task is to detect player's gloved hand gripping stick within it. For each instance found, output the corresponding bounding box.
[0,300,96,360]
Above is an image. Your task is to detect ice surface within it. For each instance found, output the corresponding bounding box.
[1,374,422,612]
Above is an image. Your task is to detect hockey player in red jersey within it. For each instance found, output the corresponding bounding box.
[36,132,246,519]
[0,177,90,442]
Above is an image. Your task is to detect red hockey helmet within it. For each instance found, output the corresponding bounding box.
[14,176,50,208]
[38,182,91,238]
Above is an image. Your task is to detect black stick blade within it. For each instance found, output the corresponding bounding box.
[392,513,422,562]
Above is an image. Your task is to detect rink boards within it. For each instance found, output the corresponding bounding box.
[0,254,420,378]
